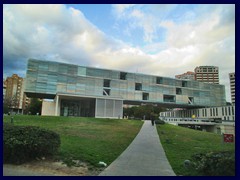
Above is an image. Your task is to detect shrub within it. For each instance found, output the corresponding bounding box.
[152,114,159,121]
[191,151,235,176]
[3,123,61,164]
[155,120,165,125]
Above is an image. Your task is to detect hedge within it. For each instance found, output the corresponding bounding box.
[3,123,61,164]
[155,120,165,125]
[191,151,235,176]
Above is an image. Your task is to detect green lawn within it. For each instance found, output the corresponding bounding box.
[156,124,235,176]
[4,116,234,175]
[3,115,143,167]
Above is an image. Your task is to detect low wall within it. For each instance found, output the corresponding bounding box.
[41,100,56,116]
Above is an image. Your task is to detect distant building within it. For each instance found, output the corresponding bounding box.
[4,74,30,114]
[3,79,6,102]
[22,78,31,111]
[175,71,195,80]
[160,105,235,135]
[22,93,31,112]
[194,66,219,84]
[229,72,235,104]
[5,74,24,113]
[160,105,235,122]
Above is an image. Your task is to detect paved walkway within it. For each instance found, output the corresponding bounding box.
[99,120,176,176]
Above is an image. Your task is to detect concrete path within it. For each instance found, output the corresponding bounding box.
[99,120,176,176]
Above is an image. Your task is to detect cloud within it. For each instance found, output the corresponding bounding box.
[4,5,118,67]
[112,5,154,43]
[112,4,135,17]
[3,4,235,102]
[112,4,177,43]
[154,5,235,101]
[158,6,235,70]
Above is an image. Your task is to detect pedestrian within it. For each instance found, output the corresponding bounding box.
[151,116,154,126]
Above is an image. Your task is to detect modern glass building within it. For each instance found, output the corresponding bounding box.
[25,59,226,118]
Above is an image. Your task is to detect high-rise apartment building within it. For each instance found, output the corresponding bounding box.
[4,74,30,113]
[175,71,195,80]
[229,72,235,104]
[194,66,219,84]
[5,74,24,111]
[22,93,31,111]
[3,79,6,102]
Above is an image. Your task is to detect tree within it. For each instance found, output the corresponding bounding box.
[123,107,134,117]
[3,103,9,114]
[26,98,42,115]
[3,95,19,114]
[123,104,167,120]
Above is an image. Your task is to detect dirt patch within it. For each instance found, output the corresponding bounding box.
[4,160,104,176]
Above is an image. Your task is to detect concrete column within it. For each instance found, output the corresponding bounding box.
[95,99,97,118]
[55,95,59,116]
[113,100,115,118]
[120,100,123,119]
[104,99,106,117]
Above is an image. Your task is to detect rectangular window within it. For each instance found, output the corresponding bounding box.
[120,72,127,80]
[78,66,86,76]
[222,107,224,116]
[156,77,163,84]
[232,106,234,115]
[103,79,111,87]
[202,109,204,117]
[225,107,228,116]
[228,106,231,115]
[216,108,218,116]
[163,95,176,102]
[135,83,142,91]
[103,89,110,96]
[210,108,212,116]
[142,93,149,100]
[188,97,194,104]
[205,109,207,116]
[182,81,188,87]
[176,88,182,95]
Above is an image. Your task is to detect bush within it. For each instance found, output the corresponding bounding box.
[191,151,235,176]
[152,114,159,121]
[3,123,61,164]
[155,120,165,125]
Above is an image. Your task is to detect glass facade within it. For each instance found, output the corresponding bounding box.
[25,59,226,107]
[60,99,95,117]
